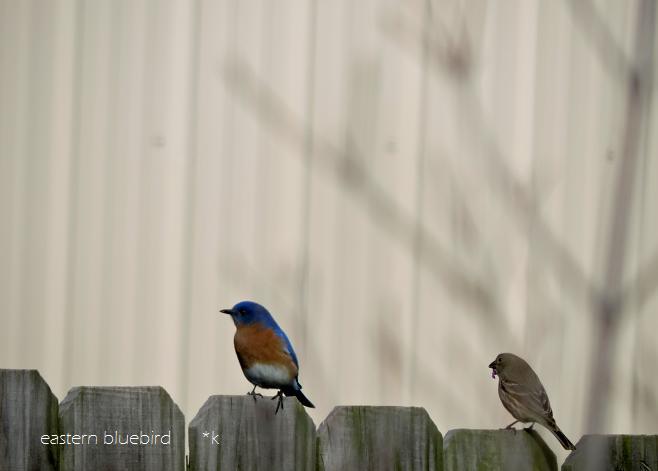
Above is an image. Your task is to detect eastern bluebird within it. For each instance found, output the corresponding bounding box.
[489,353,576,450]
[220,301,315,414]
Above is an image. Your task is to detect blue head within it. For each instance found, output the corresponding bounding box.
[220,301,278,329]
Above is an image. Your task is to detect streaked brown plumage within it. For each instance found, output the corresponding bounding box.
[489,353,576,451]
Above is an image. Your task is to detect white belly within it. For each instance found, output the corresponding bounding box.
[244,363,292,388]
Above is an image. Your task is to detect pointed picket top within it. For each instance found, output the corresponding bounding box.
[58,386,185,471]
[317,405,443,470]
[189,394,316,471]
[562,434,658,471]
[0,369,59,470]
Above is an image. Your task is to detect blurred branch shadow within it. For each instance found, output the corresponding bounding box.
[379,1,475,82]
[377,319,472,416]
[381,2,601,311]
[622,249,658,315]
[567,0,633,83]
[222,58,507,334]
[633,363,658,425]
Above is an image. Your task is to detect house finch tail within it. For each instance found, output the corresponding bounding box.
[551,426,576,451]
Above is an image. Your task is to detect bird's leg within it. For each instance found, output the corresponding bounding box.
[246,385,263,402]
[504,420,519,430]
[272,390,285,414]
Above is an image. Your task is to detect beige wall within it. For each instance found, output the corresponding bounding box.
[1,0,657,462]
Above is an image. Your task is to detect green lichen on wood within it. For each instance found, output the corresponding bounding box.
[189,395,316,471]
[293,400,316,467]
[444,429,557,471]
[347,407,368,458]
[562,434,658,470]
[317,406,442,470]
[622,434,633,463]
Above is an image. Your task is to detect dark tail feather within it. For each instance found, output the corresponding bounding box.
[551,426,576,451]
[293,389,315,408]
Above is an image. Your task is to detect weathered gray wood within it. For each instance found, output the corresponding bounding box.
[317,405,442,471]
[0,369,58,470]
[58,386,185,471]
[188,395,316,471]
[443,429,557,471]
[562,435,658,471]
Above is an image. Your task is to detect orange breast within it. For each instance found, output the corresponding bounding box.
[234,324,298,378]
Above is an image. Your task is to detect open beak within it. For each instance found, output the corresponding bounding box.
[488,360,497,379]
[220,308,235,315]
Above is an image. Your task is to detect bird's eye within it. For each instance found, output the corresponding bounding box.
[497,358,502,363]
[239,309,245,315]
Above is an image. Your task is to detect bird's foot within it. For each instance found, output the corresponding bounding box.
[246,390,264,402]
[272,390,285,414]
[246,385,263,402]
[503,420,519,431]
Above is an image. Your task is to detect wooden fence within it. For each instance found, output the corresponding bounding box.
[1,369,656,470]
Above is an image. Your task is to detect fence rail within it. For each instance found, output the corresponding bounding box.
[1,370,656,470]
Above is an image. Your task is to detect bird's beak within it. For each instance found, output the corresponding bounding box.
[220,308,235,315]
[488,360,497,379]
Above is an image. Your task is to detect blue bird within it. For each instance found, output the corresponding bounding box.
[219,301,315,414]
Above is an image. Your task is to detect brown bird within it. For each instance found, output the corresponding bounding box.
[489,353,576,450]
